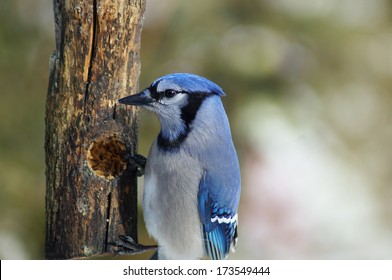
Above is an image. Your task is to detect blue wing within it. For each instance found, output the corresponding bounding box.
[198,171,240,260]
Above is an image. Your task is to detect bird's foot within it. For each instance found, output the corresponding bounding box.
[125,154,146,177]
[108,235,157,256]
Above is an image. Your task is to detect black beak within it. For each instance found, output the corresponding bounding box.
[118,89,154,106]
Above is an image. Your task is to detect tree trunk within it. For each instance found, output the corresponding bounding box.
[45,0,145,259]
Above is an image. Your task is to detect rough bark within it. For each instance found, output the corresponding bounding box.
[45,0,145,259]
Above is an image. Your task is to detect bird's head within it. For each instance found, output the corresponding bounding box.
[118,73,224,113]
[118,73,225,147]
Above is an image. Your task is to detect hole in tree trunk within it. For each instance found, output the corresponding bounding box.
[87,135,127,179]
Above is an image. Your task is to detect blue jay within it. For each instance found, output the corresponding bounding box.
[116,73,240,260]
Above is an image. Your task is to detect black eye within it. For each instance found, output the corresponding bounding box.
[163,89,177,98]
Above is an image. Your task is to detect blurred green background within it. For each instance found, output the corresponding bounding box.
[1,0,392,259]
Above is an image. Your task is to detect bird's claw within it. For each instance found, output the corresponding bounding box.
[108,235,157,256]
[125,154,146,177]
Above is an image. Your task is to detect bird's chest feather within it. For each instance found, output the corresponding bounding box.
[142,144,204,243]
[143,148,203,216]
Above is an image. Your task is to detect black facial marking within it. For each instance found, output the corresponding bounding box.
[157,128,189,151]
[181,93,208,127]
[148,82,159,100]
[148,82,180,101]
[157,93,213,151]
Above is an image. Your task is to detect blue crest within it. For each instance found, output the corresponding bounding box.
[151,73,225,96]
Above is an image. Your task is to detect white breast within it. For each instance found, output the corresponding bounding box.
[142,141,205,259]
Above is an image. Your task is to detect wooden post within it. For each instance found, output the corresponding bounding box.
[45,0,145,259]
